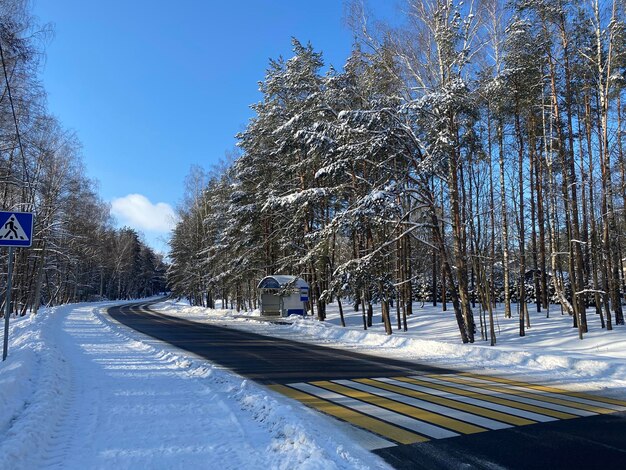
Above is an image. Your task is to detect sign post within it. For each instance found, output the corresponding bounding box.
[3,247,14,361]
[0,211,34,361]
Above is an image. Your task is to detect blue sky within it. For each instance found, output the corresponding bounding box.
[33,1,395,252]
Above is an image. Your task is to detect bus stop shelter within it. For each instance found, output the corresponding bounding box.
[257,275,309,317]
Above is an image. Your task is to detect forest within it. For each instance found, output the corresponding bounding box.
[0,0,167,315]
[168,0,626,344]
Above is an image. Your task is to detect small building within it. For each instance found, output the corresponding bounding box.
[257,275,309,317]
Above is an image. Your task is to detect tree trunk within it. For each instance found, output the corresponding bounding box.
[498,124,512,318]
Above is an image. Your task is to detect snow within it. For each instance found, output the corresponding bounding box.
[0,302,389,470]
[2,298,625,469]
[262,188,329,211]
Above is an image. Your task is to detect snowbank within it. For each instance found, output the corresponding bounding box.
[0,302,389,469]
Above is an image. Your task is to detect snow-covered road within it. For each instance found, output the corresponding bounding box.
[0,303,389,470]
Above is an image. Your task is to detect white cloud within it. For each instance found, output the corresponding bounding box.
[111,194,178,233]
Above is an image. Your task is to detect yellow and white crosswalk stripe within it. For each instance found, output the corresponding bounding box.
[396,376,561,422]
[294,381,459,439]
[428,375,610,416]
[362,377,534,426]
[332,379,511,431]
[458,373,626,411]
[269,373,626,449]
[314,379,485,435]
[409,375,579,419]
[271,384,419,446]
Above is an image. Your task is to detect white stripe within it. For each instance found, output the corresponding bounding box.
[334,379,511,431]
[456,375,626,412]
[290,383,459,439]
[425,376,595,417]
[397,376,556,423]
[330,418,396,450]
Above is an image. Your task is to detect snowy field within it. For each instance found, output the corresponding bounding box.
[153,299,626,399]
[0,301,390,470]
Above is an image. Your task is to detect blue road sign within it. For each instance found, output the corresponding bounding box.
[0,211,34,247]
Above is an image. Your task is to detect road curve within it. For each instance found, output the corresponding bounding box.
[107,299,452,384]
[107,300,626,470]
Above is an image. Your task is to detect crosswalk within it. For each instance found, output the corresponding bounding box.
[269,373,626,450]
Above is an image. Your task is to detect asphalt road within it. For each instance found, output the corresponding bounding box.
[108,301,626,470]
[107,300,450,383]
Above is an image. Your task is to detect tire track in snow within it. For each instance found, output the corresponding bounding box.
[0,306,77,470]
[38,306,97,469]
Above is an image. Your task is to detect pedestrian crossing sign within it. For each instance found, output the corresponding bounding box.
[0,211,33,247]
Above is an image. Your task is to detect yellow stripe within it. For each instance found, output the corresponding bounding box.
[459,373,626,408]
[398,376,575,419]
[356,378,535,426]
[311,381,486,435]
[435,375,614,415]
[268,385,427,445]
